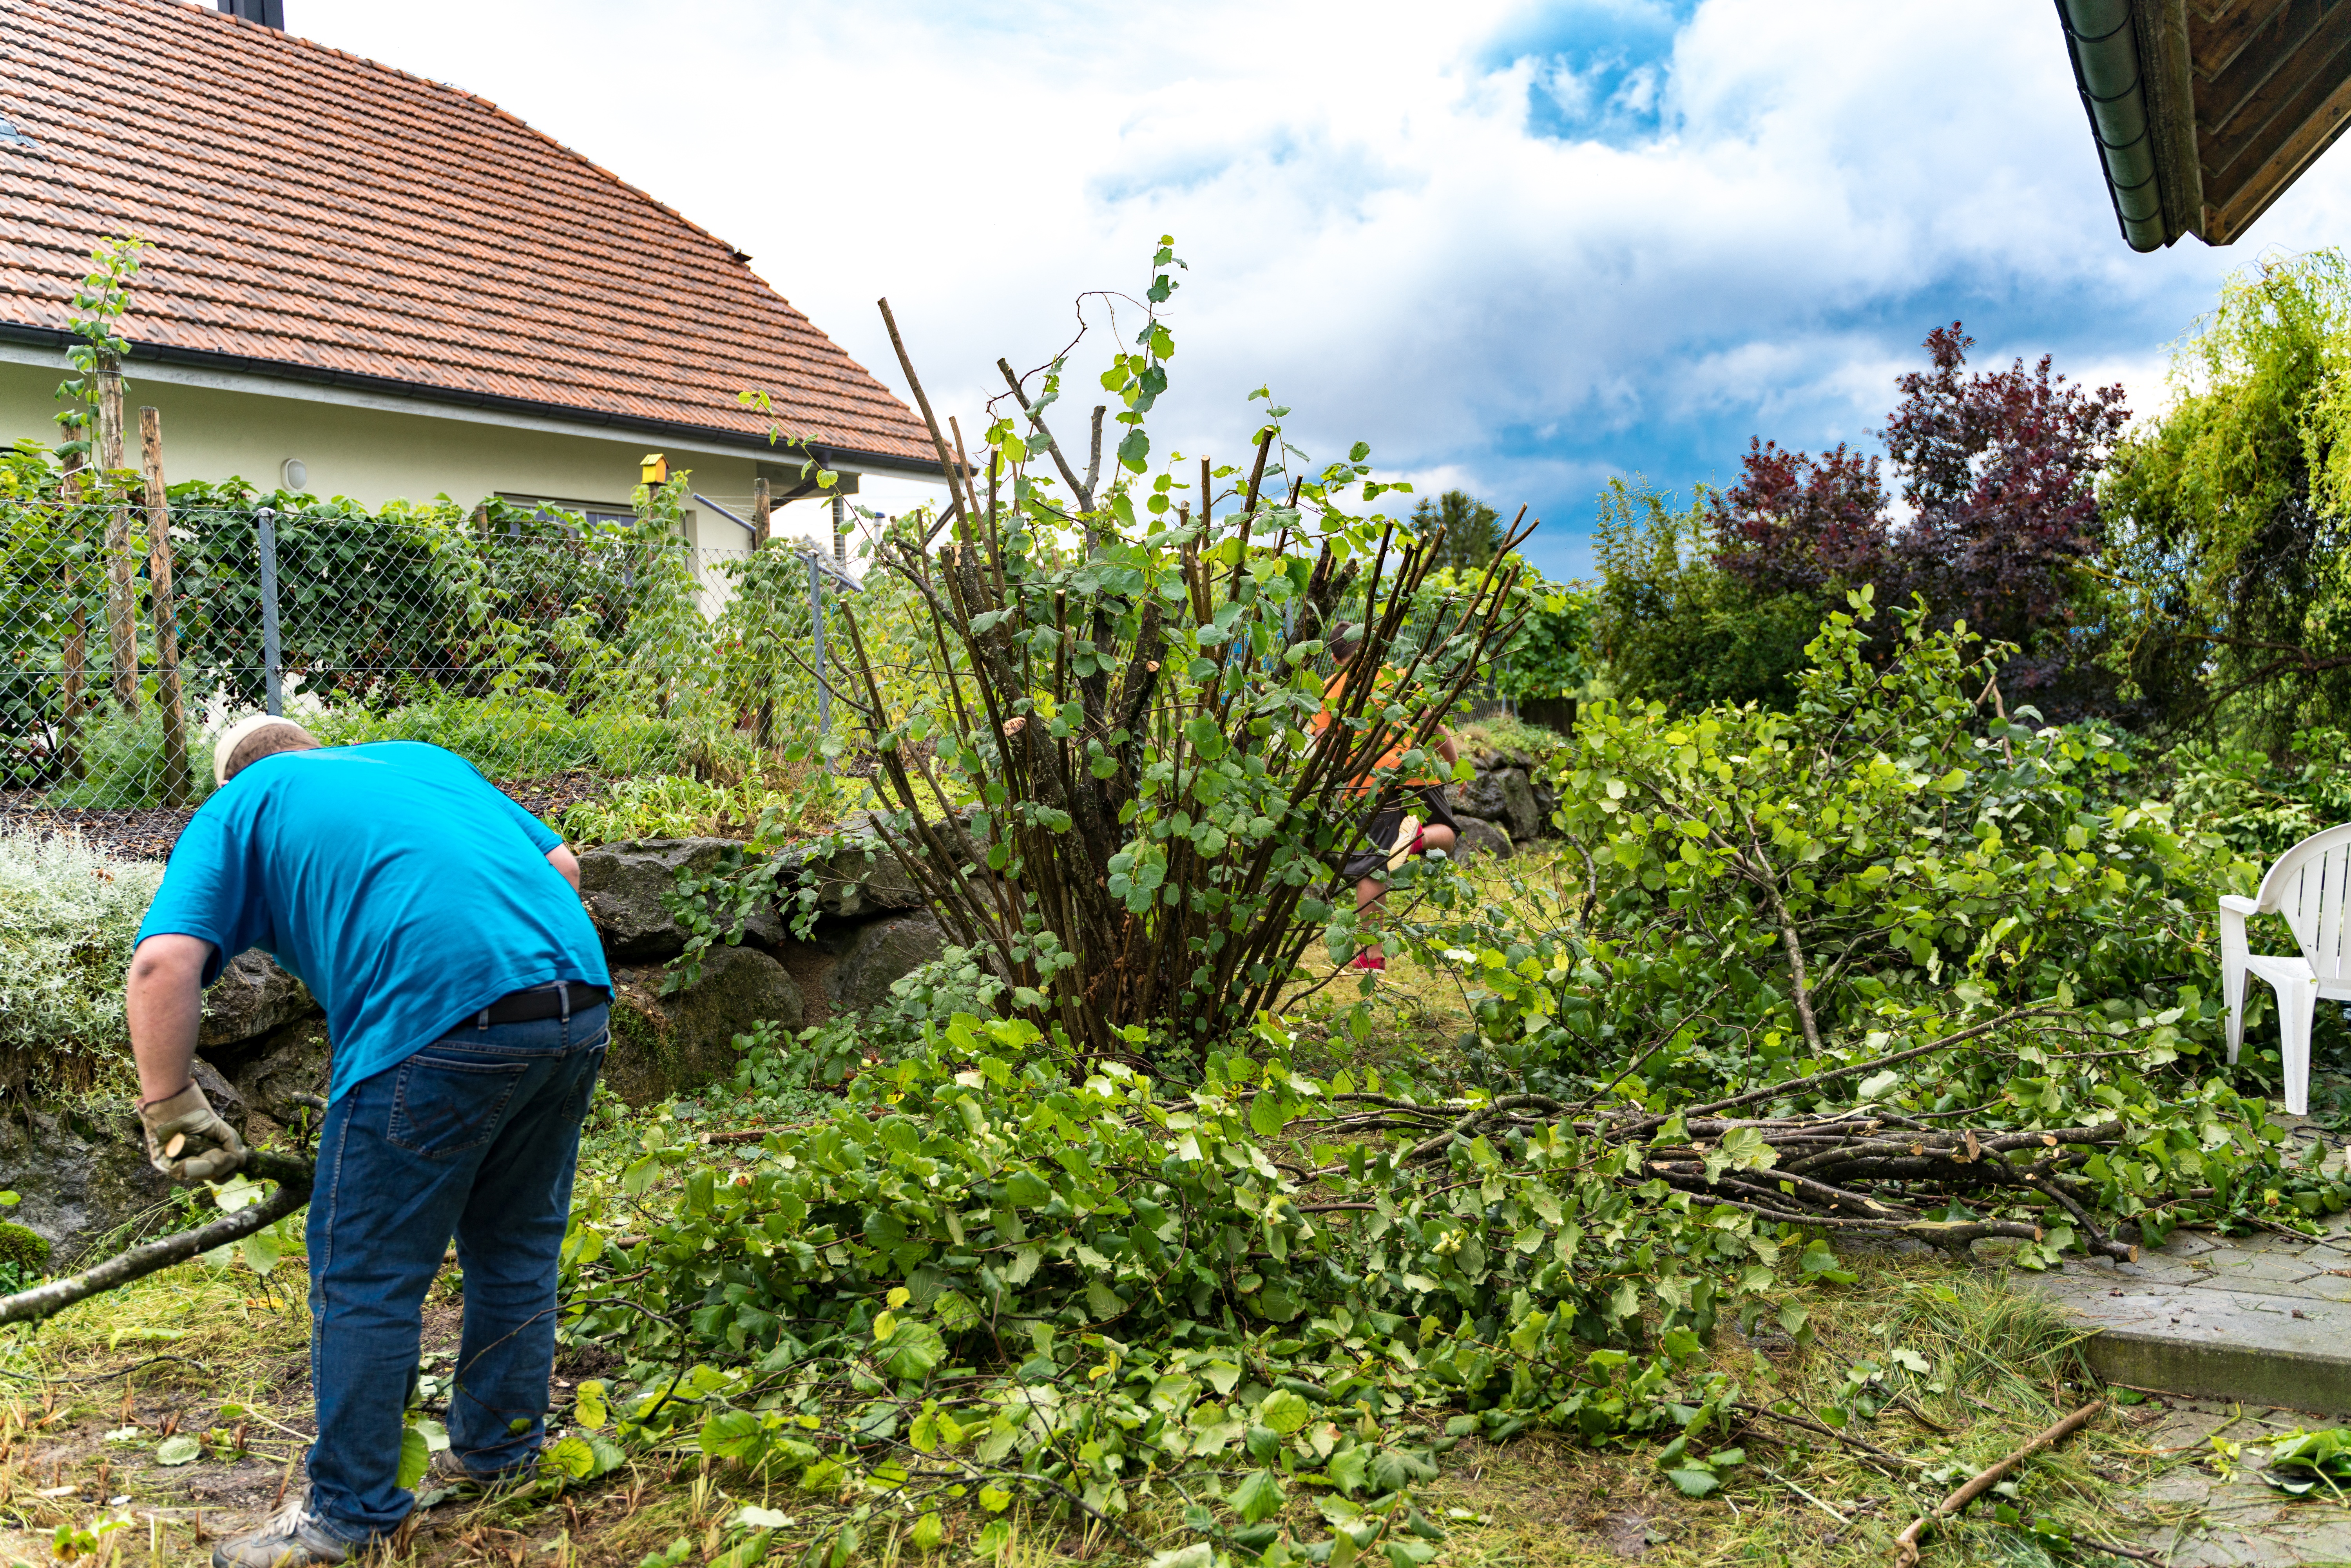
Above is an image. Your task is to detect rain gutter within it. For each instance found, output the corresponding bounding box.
[2054,0,2184,251]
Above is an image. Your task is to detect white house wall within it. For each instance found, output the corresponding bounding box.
[0,355,766,525]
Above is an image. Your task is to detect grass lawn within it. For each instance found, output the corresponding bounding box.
[0,849,2206,1568]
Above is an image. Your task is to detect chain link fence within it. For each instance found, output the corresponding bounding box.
[2,491,855,814]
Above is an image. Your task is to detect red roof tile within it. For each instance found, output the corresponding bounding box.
[0,0,938,467]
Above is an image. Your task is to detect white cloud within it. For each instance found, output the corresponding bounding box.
[293,0,2351,576]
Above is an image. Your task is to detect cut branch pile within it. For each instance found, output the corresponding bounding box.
[1297,1010,2146,1262]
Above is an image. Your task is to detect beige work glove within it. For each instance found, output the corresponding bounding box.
[138,1082,248,1184]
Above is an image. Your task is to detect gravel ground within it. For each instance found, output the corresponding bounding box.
[0,770,610,861]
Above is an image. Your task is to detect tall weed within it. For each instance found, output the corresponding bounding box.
[38,704,221,810]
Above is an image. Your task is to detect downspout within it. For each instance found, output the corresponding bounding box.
[2054,0,2171,251]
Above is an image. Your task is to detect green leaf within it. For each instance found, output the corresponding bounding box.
[1258,1388,1312,1435]
[979,1484,1012,1513]
[1002,1169,1053,1207]
[1248,1093,1289,1137]
[1147,1547,1212,1568]
[1665,1467,1721,1498]
[881,1320,947,1383]
[1369,1448,1436,1493]
[701,1409,768,1463]
[713,1531,773,1568]
[1232,1467,1287,1523]
[155,1435,201,1467]
[239,1226,283,1277]
[397,1424,431,1490]
[1799,1240,1856,1285]
[1716,1125,1777,1173]
[1326,1445,1370,1497]
[546,1435,599,1480]
[574,1379,609,1430]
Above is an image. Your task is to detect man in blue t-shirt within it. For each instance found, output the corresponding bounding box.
[129,715,611,1568]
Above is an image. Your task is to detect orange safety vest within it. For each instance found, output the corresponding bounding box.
[1311,668,1441,793]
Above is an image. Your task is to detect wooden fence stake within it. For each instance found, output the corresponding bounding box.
[752,477,775,751]
[96,357,141,712]
[138,407,193,806]
[56,453,88,780]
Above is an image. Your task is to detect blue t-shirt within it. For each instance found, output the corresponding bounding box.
[136,741,610,1103]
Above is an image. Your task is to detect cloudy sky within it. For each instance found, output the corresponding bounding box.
[302,0,2351,579]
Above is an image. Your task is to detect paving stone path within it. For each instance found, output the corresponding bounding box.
[2004,1126,2351,1563]
[2119,1399,2351,1566]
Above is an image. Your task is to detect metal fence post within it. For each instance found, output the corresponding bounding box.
[809,550,830,738]
[257,507,284,717]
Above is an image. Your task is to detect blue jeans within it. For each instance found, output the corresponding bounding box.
[304,1004,607,1541]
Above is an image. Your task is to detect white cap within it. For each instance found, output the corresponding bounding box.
[212,713,306,788]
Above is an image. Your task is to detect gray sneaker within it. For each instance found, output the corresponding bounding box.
[210,1494,364,1567]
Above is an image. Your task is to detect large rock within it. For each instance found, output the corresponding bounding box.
[1464,745,1541,774]
[203,1013,332,1140]
[1528,774,1559,836]
[826,914,947,1014]
[601,945,805,1107]
[1456,767,1541,843]
[0,1105,173,1267]
[189,1057,248,1128]
[772,837,927,920]
[1451,816,1515,860]
[199,950,317,1049]
[578,838,783,962]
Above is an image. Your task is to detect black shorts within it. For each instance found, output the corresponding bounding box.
[1340,785,1462,882]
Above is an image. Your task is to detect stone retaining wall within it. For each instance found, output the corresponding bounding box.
[181,752,1558,1126]
[179,831,953,1125]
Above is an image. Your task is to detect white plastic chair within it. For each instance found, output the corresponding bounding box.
[2220,822,2351,1116]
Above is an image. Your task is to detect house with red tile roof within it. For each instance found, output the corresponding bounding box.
[0,0,940,542]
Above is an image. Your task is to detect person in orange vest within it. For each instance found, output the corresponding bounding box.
[1310,628,1460,971]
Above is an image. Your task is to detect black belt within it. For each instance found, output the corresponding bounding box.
[474,981,609,1027]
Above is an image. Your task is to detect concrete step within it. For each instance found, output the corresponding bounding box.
[2010,1132,2351,1414]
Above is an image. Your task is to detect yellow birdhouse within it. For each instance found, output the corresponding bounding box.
[640,453,668,485]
